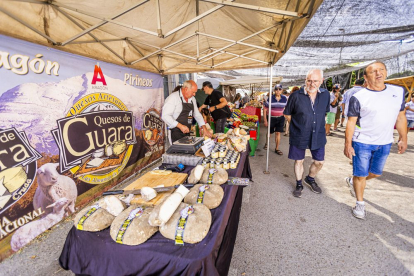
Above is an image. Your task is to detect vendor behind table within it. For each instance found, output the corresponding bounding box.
[199,81,230,134]
[162,80,212,143]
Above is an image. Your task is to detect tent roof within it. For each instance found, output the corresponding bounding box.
[220,76,282,86]
[0,0,323,75]
[385,75,414,93]
[208,0,414,86]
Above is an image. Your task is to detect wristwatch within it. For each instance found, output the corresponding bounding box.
[214,106,217,110]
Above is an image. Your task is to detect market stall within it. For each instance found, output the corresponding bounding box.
[0,0,324,266]
[59,143,252,276]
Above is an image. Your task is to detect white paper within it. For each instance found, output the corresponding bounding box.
[201,139,215,157]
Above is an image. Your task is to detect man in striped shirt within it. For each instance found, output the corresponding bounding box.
[263,84,288,155]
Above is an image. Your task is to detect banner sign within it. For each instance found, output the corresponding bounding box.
[0,35,164,261]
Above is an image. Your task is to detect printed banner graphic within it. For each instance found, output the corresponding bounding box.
[0,35,164,261]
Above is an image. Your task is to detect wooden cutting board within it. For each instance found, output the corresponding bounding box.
[125,170,188,206]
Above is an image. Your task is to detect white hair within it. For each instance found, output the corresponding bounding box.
[306,68,324,79]
[182,80,193,89]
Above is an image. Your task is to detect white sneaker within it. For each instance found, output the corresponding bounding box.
[345,177,355,197]
[352,203,366,220]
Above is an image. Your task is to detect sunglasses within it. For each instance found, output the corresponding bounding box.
[275,88,282,90]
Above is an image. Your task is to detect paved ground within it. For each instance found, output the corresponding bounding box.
[229,125,414,276]
[1,125,413,276]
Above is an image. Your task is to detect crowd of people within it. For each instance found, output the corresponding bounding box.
[161,61,410,220]
[263,61,409,220]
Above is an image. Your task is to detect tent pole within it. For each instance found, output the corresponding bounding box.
[0,7,57,45]
[155,0,163,37]
[60,0,151,46]
[264,65,273,174]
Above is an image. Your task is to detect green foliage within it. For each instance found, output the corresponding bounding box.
[350,71,356,87]
[388,71,414,79]
[325,77,333,91]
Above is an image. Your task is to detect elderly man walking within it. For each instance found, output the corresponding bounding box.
[284,69,330,198]
[344,61,407,220]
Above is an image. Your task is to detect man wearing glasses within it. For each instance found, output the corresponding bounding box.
[283,69,330,198]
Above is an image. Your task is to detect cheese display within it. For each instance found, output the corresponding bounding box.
[0,166,27,193]
[148,185,190,227]
[199,167,228,185]
[226,128,249,152]
[184,184,224,209]
[159,203,211,244]
[110,205,158,246]
[74,196,125,231]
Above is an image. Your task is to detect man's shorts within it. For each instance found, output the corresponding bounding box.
[269,116,285,134]
[326,112,335,124]
[288,144,325,161]
[352,141,391,177]
[407,119,414,128]
[335,108,341,120]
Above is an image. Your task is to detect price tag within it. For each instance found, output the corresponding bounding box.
[201,139,215,157]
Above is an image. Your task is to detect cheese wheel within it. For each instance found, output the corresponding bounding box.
[110,205,158,246]
[73,206,115,232]
[184,184,224,209]
[159,203,211,244]
[199,167,228,185]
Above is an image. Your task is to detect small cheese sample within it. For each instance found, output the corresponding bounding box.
[141,187,157,201]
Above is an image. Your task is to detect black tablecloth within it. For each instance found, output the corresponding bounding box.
[59,148,252,276]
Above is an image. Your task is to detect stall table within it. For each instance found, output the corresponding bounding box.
[59,147,252,276]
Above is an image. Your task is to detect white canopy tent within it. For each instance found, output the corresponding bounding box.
[0,0,323,173]
[0,0,322,75]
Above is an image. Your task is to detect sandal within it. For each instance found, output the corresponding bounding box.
[275,149,283,155]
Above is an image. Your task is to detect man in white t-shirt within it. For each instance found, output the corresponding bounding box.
[405,93,414,131]
[342,78,365,121]
[344,61,407,220]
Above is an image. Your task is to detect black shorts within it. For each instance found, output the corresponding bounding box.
[270,116,285,133]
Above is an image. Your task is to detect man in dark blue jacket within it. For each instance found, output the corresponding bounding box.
[283,69,330,198]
